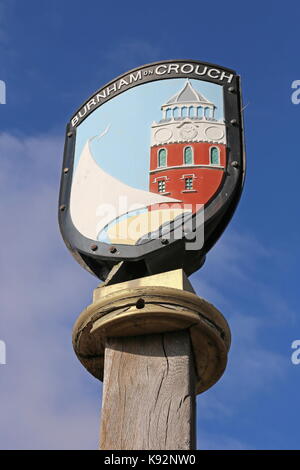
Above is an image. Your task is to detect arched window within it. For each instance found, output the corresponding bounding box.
[158,148,167,167]
[197,106,203,118]
[184,146,193,165]
[188,106,194,118]
[166,108,171,119]
[204,107,210,119]
[210,147,219,165]
[173,107,179,118]
[182,106,187,118]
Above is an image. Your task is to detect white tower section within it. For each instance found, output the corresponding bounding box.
[151,80,226,147]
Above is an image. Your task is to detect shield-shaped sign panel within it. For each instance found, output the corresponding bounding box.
[59,60,245,281]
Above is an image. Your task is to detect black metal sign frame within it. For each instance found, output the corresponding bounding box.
[59,60,245,281]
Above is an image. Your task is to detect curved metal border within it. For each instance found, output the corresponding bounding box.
[58,60,245,280]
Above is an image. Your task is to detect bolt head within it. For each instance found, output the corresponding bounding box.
[228,86,235,93]
[90,244,98,251]
[184,231,196,240]
[67,131,73,138]
[230,119,238,126]
[231,160,239,168]
[110,246,117,253]
[161,238,169,245]
[136,298,145,309]
[59,204,66,211]
[63,167,69,174]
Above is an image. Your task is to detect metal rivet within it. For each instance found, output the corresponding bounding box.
[136,298,145,309]
[91,244,98,251]
[59,204,66,211]
[63,167,69,174]
[67,132,73,138]
[228,87,235,93]
[110,246,117,253]
[161,238,169,245]
[231,161,239,168]
[184,231,196,240]
[230,119,238,126]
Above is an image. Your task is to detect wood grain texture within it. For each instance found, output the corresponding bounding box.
[99,331,196,450]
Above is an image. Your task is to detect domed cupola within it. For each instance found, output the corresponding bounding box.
[150,79,225,147]
[160,79,216,121]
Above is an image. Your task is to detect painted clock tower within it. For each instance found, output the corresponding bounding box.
[149,80,227,210]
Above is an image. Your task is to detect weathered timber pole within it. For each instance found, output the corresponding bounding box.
[100,331,196,450]
[72,269,231,450]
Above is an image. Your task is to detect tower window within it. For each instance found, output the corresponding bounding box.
[185,177,193,190]
[182,106,188,118]
[184,146,193,165]
[158,180,166,193]
[210,147,220,165]
[158,148,167,167]
[204,107,211,119]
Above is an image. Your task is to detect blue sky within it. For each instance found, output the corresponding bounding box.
[0,0,299,450]
[75,78,223,189]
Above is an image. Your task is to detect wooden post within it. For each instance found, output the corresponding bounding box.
[72,269,231,450]
[100,331,196,450]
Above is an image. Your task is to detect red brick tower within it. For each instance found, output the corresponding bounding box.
[149,80,226,210]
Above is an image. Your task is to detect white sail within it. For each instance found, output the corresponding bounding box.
[70,137,179,241]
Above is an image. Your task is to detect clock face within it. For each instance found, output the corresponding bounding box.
[155,127,173,144]
[180,123,198,140]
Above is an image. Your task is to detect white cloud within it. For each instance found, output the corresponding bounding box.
[0,132,101,449]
